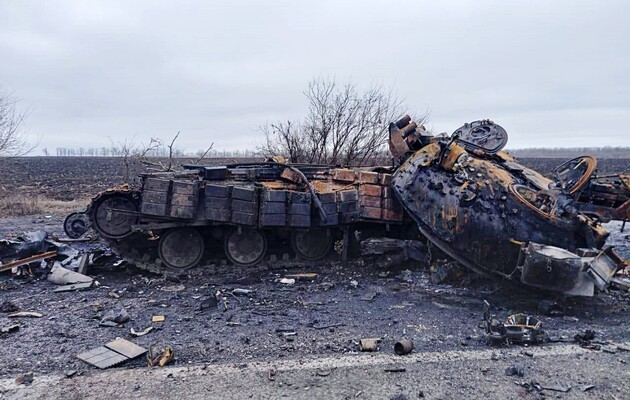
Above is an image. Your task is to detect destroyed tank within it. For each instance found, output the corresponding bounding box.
[389,116,626,296]
[85,116,627,296]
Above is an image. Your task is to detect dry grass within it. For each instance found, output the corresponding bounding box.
[0,194,89,218]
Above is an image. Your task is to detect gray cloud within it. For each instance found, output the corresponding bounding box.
[1,0,628,153]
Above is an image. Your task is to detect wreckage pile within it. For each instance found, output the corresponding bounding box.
[72,116,629,296]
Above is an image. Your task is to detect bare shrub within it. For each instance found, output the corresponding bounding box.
[259,77,425,166]
[0,92,35,157]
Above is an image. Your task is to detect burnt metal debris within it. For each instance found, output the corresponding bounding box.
[80,115,628,297]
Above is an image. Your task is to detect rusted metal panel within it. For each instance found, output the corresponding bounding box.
[321,202,337,215]
[280,168,303,183]
[379,173,393,186]
[359,196,381,208]
[172,181,199,195]
[171,193,197,207]
[206,208,230,221]
[289,191,311,203]
[232,200,258,214]
[260,213,286,226]
[359,206,382,220]
[382,208,404,221]
[333,169,356,182]
[339,201,358,213]
[141,203,167,216]
[231,211,257,226]
[170,206,195,219]
[261,202,285,214]
[143,178,171,192]
[232,187,257,202]
[337,189,358,202]
[382,186,395,199]
[358,184,382,197]
[142,190,169,204]
[317,191,337,204]
[288,214,310,227]
[289,203,311,215]
[205,197,230,209]
[205,184,231,198]
[262,189,287,202]
[358,171,379,184]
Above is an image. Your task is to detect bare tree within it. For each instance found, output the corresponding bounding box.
[0,92,35,157]
[109,136,139,184]
[259,78,424,166]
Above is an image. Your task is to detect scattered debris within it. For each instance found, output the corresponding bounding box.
[161,284,185,292]
[53,281,94,293]
[359,292,378,301]
[394,339,414,355]
[148,346,174,367]
[152,315,165,323]
[577,384,595,392]
[537,300,564,316]
[312,322,344,330]
[267,368,276,381]
[130,327,154,337]
[15,372,34,385]
[8,311,42,318]
[505,366,524,377]
[284,273,318,281]
[196,296,219,311]
[100,305,130,326]
[47,264,93,285]
[360,238,427,268]
[77,338,146,369]
[77,253,89,275]
[430,261,466,284]
[0,323,20,334]
[574,330,598,349]
[540,384,572,393]
[384,367,406,373]
[279,278,295,285]
[0,251,57,273]
[359,338,380,352]
[231,288,254,296]
[482,301,546,344]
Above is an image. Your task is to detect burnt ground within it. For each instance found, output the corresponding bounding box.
[0,219,629,399]
[0,156,629,399]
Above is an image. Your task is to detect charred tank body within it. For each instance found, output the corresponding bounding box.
[85,116,627,297]
[389,116,626,296]
[86,162,413,275]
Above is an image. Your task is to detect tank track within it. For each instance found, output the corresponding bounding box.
[102,232,316,278]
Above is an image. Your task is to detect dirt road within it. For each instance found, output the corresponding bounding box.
[1,341,628,399]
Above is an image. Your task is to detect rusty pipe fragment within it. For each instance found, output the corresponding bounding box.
[394,339,414,355]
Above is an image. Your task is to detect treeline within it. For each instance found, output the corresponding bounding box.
[51,147,259,158]
[507,147,629,159]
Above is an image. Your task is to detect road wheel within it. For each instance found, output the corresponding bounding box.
[224,228,267,267]
[158,227,205,270]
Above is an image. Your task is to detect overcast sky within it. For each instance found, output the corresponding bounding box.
[1,0,628,153]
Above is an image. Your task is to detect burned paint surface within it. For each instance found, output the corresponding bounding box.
[390,116,626,295]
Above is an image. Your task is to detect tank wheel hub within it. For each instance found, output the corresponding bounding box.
[64,212,89,239]
[92,195,138,239]
[224,228,267,266]
[158,228,205,270]
[292,228,333,261]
